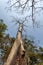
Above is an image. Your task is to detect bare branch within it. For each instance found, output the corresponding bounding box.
[7,0,43,27]
[9,1,20,8]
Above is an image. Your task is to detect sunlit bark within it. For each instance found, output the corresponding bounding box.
[4,23,25,65]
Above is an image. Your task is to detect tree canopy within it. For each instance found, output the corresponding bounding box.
[0,19,7,37]
[7,0,43,27]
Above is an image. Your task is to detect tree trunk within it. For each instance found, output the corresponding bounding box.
[4,23,25,65]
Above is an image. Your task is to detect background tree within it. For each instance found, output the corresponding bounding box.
[0,19,12,64]
[24,37,43,65]
[0,19,7,50]
[0,19,7,37]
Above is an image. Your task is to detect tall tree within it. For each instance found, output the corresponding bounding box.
[3,0,43,65]
[4,22,26,65]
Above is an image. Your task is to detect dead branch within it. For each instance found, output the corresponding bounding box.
[7,0,43,25]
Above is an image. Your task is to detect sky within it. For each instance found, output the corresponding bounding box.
[0,0,43,47]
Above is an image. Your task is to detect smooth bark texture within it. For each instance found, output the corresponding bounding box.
[4,23,25,65]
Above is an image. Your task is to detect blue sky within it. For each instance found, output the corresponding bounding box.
[0,0,43,47]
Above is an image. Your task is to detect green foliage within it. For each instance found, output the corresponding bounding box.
[0,19,7,37]
[0,19,7,49]
[0,21,43,65]
[24,38,43,65]
[0,19,8,64]
[2,37,15,61]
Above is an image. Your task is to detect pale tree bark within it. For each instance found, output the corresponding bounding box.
[4,23,25,65]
